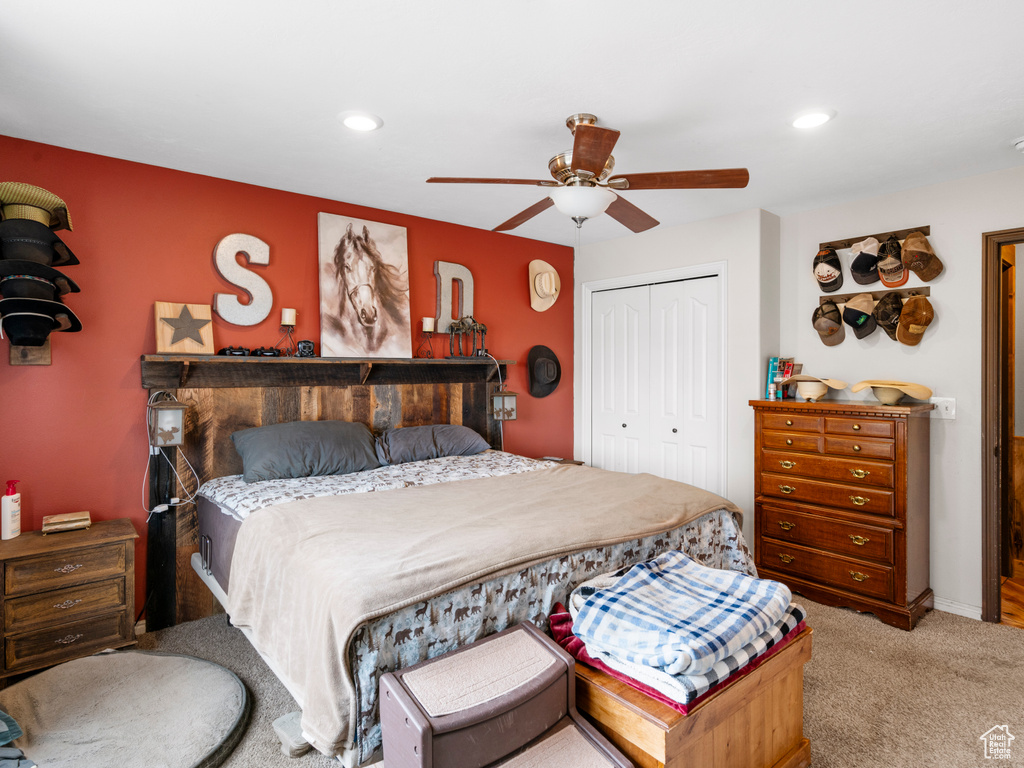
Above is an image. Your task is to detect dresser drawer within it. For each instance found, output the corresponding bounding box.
[4,543,127,597]
[762,432,823,453]
[759,505,895,563]
[760,539,894,602]
[762,450,894,489]
[5,579,126,635]
[5,612,126,674]
[824,437,895,461]
[824,417,894,439]
[762,413,822,433]
[762,472,895,516]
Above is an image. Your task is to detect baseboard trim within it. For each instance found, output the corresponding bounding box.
[932,596,982,621]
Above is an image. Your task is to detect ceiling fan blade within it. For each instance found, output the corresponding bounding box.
[492,197,555,232]
[607,168,750,190]
[605,195,659,233]
[427,177,557,186]
[570,125,620,179]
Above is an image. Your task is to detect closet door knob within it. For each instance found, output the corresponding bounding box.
[672,428,678,433]
[621,423,627,428]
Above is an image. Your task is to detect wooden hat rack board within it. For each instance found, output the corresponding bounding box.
[814,225,940,346]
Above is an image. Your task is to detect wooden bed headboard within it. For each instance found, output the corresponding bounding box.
[140,354,511,627]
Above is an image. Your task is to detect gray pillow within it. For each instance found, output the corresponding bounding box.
[376,424,490,466]
[231,420,381,483]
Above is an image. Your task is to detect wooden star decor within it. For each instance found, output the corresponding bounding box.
[154,301,215,354]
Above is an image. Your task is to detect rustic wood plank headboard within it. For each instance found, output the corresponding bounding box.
[140,355,511,627]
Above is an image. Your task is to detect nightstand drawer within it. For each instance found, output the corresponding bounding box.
[5,613,125,673]
[5,543,127,597]
[5,579,126,634]
[762,472,895,517]
[760,539,894,602]
[762,449,894,488]
[760,505,895,563]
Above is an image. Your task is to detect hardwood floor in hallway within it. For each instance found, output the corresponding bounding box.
[1001,576,1024,629]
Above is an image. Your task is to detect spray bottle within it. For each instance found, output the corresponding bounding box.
[2,480,21,540]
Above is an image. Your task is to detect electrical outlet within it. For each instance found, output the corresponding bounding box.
[929,397,956,420]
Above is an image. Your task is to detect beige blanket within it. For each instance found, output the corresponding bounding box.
[226,464,742,757]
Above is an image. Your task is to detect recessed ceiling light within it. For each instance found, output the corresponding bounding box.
[339,111,383,132]
[792,110,836,129]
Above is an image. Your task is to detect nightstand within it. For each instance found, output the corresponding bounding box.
[0,518,138,680]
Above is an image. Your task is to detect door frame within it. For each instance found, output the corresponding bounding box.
[982,227,1024,622]
[580,261,728,490]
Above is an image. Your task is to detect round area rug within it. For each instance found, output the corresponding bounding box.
[0,649,250,768]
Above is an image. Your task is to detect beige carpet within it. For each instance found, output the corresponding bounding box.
[141,599,1024,767]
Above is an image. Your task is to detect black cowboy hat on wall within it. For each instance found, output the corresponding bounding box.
[0,182,83,349]
[528,345,561,398]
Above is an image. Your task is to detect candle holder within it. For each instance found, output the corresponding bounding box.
[275,325,297,357]
[417,330,434,358]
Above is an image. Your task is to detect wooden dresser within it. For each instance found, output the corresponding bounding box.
[0,519,137,680]
[750,400,933,630]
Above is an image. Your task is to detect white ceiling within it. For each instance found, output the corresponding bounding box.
[2,1,1023,247]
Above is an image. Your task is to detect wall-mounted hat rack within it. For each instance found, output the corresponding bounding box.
[819,225,930,251]
[820,286,930,306]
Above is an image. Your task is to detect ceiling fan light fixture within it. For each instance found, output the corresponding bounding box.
[339,111,384,132]
[548,185,617,221]
[792,110,836,129]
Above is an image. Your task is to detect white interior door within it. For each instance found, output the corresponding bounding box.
[649,277,723,493]
[590,285,649,473]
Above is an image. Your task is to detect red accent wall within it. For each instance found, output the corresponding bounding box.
[0,135,573,616]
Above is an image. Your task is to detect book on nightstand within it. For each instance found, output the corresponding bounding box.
[41,511,92,534]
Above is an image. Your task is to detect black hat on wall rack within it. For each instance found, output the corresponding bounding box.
[0,182,83,352]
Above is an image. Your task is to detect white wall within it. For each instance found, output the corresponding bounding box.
[780,164,1024,619]
[575,208,781,545]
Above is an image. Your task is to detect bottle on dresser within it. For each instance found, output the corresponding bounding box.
[2,480,21,540]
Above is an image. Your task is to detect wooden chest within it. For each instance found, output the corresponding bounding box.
[0,519,137,679]
[574,627,812,768]
[750,399,933,630]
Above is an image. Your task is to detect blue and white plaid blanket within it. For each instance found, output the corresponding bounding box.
[570,550,792,676]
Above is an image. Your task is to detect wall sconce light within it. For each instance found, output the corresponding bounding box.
[491,389,518,421]
[147,394,189,447]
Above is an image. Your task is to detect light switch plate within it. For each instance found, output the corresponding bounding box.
[929,397,955,420]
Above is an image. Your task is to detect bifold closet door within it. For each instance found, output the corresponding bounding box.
[649,277,723,494]
[591,285,650,473]
[589,276,722,493]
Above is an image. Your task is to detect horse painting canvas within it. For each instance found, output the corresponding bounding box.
[318,214,412,358]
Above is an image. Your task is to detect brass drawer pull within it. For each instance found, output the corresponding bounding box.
[849,495,870,506]
[786,439,793,446]
[55,564,84,575]
[55,634,84,645]
[779,460,796,469]
[54,598,83,610]
[778,521,796,531]
[853,424,861,431]
[779,485,796,494]
[849,571,869,582]
[849,535,870,546]
[779,554,794,564]
[852,445,861,452]
[850,468,870,479]
[786,420,793,426]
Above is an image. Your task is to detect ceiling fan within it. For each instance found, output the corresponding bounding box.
[427,113,749,233]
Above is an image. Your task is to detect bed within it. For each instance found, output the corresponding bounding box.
[140,358,755,766]
[193,442,753,765]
